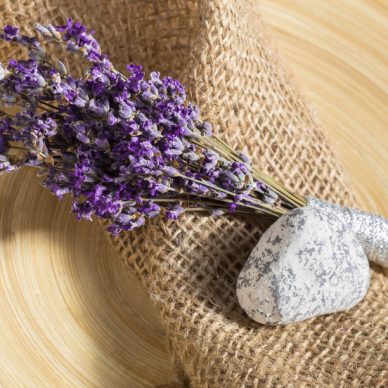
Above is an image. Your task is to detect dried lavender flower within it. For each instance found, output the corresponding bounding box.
[0,18,306,235]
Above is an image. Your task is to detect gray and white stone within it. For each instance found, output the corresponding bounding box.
[236,206,370,325]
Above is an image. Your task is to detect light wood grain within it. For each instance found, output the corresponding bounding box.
[260,0,388,217]
[0,169,175,387]
[0,1,386,386]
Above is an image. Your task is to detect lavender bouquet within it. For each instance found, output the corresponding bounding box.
[0,19,386,324]
[0,20,305,231]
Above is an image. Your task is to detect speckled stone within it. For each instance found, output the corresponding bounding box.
[236,206,370,325]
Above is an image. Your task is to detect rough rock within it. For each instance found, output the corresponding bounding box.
[236,206,370,324]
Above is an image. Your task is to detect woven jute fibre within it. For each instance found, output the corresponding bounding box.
[1,0,387,386]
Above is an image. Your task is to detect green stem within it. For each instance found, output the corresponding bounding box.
[177,173,285,217]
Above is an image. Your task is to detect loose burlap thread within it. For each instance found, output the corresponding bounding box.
[1,0,387,386]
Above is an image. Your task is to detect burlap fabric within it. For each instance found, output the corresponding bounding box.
[2,0,387,386]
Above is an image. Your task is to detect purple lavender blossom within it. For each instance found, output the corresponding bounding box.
[1,25,19,41]
[0,19,303,235]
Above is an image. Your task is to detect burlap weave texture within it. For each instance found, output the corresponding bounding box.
[1,0,387,386]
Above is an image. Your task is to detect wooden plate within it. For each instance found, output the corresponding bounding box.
[0,1,386,386]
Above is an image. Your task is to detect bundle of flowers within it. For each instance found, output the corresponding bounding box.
[0,19,305,235]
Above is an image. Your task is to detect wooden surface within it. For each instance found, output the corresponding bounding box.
[260,0,388,217]
[0,1,386,386]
